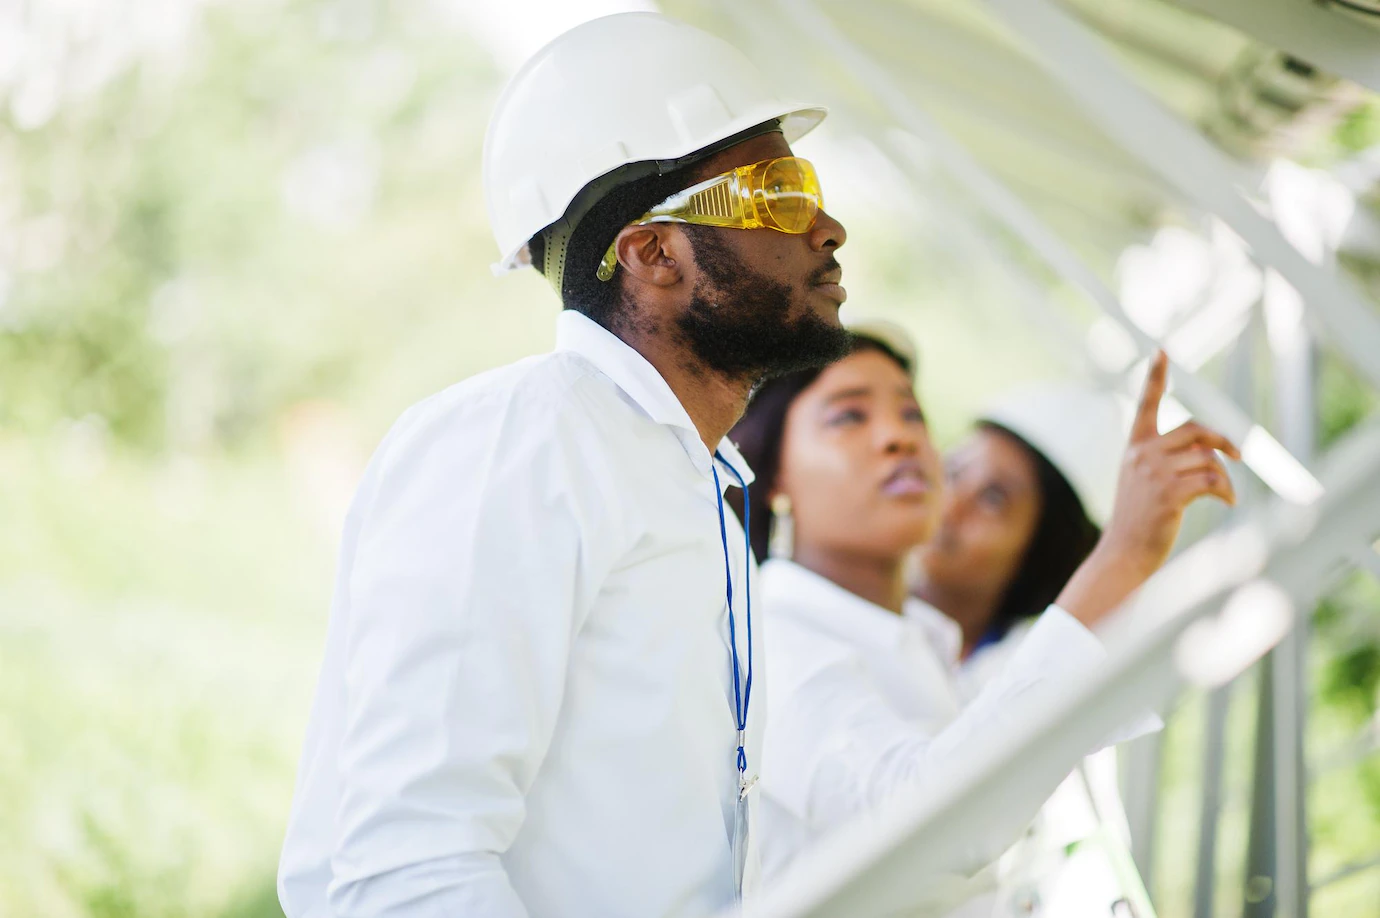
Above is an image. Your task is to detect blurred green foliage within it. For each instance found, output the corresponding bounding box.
[1,0,544,457]
[1336,98,1380,156]
[0,3,540,915]
[0,445,331,917]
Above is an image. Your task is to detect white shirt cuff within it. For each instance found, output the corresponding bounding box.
[1028,605,1164,745]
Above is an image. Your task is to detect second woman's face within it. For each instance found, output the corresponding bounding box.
[775,349,943,561]
[916,427,1043,596]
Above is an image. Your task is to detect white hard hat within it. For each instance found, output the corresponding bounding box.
[483,12,827,281]
[979,385,1131,527]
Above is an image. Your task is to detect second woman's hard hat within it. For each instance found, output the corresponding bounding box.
[981,385,1131,527]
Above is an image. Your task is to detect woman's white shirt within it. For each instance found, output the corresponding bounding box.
[957,622,1135,918]
[954,619,1036,705]
[757,559,1126,884]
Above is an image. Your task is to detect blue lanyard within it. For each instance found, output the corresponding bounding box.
[711,452,752,777]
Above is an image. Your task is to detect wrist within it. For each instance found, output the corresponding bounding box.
[1056,538,1156,627]
[1093,530,1161,584]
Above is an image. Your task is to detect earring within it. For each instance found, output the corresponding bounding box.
[768,493,794,560]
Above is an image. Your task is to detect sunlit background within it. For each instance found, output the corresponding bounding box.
[2,1,1378,916]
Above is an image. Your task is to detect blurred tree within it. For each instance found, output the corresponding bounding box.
[1,0,509,454]
[1312,349,1380,824]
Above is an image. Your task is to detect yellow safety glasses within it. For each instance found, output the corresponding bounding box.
[597,156,823,281]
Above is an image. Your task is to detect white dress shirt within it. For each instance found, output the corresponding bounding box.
[278,310,763,918]
[952,619,1036,705]
[955,622,1135,918]
[757,559,1122,884]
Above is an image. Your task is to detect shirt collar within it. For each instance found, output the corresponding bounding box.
[760,559,911,651]
[714,437,754,490]
[761,559,964,664]
[555,310,755,486]
[903,594,965,667]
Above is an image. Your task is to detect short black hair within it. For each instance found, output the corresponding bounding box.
[727,334,914,561]
[530,164,700,331]
[530,119,789,330]
[981,423,1102,637]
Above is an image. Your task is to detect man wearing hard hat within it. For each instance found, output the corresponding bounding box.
[277,13,1239,918]
[278,13,852,918]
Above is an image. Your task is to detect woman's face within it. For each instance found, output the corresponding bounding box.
[775,349,943,561]
[916,426,1042,597]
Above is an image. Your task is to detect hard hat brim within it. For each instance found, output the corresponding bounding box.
[490,102,828,276]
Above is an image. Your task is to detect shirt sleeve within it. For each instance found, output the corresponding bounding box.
[957,608,1163,745]
[325,383,620,918]
[764,605,1156,877]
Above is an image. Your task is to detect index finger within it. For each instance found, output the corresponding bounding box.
[1132,350,1169,442]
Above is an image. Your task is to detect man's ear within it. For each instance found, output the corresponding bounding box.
[615,225,688,288]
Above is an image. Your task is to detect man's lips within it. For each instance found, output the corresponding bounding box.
[812,269,846,304]
[881,459,931,498]
[813,282,847,304]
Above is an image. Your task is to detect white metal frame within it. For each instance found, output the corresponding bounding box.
[982,0,1380,393]
[729,420,1380,917]
[1167,0,1380,95]
[682,1,1380,915]
[768,0,1329,510]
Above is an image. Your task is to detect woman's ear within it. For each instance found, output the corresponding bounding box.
[767,490,795,560]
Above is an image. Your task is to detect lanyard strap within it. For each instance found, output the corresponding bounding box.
[711,452,752,775]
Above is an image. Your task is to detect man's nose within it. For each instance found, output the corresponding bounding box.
[809,208,846,253]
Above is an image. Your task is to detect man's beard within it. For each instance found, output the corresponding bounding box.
[675,228,851,381]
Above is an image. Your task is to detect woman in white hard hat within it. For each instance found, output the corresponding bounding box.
[914,386,1126,688]
[728,324,1237,910]
[912,387,1145,917]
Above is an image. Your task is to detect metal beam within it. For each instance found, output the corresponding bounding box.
[839,0,1167,195]
[982,0,1380,395]
[1270,627,1311,918]
[770,0,1323,508]
[1167,0,1380,95]
[870,74,1169,216]
[814,105,1146,375]
[1193,685,1231,918]
[1121,732,1164,899]
[1264,257,1319,918]
[1197,328,1258,918]
[1245,660,1280,918]
[1311,852,1380,893]
[839,0,1107,132]
[1061,0,1250,83]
